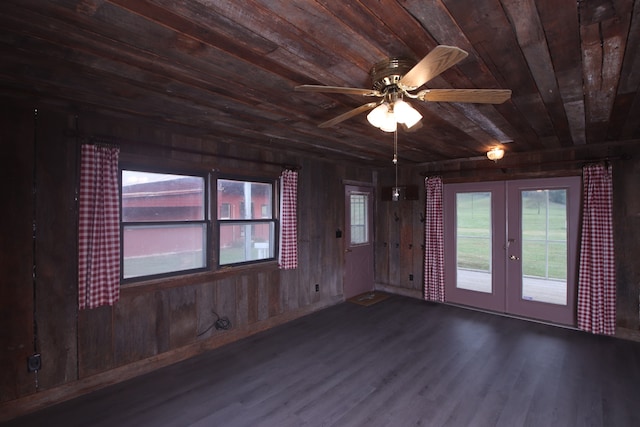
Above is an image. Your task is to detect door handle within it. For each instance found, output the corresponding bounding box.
[345,249,352,253]
[509,255,520,260]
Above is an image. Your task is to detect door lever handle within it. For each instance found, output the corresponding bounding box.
[345,249,353,253]
[509,255,520,260]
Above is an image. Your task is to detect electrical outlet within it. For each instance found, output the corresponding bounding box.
[315,284,319,292]
[27,353,41,372]
[409,274,414,281]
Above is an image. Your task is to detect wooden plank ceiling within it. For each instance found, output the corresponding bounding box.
[0,0,638,167]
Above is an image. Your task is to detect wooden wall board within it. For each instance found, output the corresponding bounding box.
[612,143,640,330]
[168,286,198,350]
[77,305,115,378]
[0,104,36,400]
[114,293,161,366]
[33,109,79,391]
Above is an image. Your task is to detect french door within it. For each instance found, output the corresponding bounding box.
[443,177,581,325]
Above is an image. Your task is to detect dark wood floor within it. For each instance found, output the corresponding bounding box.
[4,296,640,427]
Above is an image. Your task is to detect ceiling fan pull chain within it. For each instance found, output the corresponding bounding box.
[392,130,400,201]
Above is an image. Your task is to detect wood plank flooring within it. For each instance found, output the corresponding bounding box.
[4,296,640,427]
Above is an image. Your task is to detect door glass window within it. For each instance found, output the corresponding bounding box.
[521,189,568,305]
[456,192,492,293]
[350,193,369,245]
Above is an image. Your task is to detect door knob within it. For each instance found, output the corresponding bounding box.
[509,255,520,260]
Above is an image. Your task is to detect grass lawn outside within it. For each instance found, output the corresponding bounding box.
[456,191,567,280]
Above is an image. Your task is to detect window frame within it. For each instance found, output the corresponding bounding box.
[215,174,279,268]
[119,165,211,284]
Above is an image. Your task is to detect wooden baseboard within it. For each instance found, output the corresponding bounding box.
[375,283,422,299]
[0,297,341,422]
[615,327,640,342]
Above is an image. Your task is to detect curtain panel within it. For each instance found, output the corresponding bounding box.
[278,169,298,270]
[78,144,121,309]
[577,163,616,335]
[423,176,445,302]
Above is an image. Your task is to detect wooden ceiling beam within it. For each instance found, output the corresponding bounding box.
[579,0,632,144]
[535,0,586,146]
[501,0,573,147]
[608,1,640,140]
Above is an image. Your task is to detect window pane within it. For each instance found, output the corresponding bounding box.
[123,223,207,279]
[456,192,492,293]
[219,222,275,265]
[521,189,567,305]
[220,203,231,219]
[122,171,204,222]
[350,193,368,244]
[217,179,272,219]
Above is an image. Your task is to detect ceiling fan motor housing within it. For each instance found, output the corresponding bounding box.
[370,58,416,92]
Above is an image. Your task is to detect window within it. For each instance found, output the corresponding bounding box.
[121,169,209,281]
[350,192,369,245]
[217,178,276,266]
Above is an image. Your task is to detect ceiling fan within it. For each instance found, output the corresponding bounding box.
[295,45,512,132]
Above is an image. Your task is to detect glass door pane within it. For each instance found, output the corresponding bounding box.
[521,189,568,305]
[456,192,492,293]
[350,193,369,245]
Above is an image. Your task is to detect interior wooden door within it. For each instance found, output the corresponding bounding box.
[344,185,374,299]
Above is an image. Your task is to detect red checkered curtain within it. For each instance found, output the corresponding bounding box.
[577,163,616,335]
[78,144,121,310]
[278,169,298,269]
[423,176,445,302]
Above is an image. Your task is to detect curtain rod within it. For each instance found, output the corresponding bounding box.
[66,130,301,171]
[419,154,630,177]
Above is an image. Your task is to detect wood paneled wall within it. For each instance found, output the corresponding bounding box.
[374,167,425,298]
[0,101,373,418]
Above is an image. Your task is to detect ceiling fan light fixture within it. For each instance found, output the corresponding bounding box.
[380,110,397,132]
[366,103,388,127]
[367,103,397,132]
[367,101,420,132]
[393,100,422,128]
[487,146,505,161]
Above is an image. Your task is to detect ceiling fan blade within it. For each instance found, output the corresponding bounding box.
[418,89,512,104]
[399,121,423,133]
[295,85,381,97]
[318,102,378,128]
[399,45,468,90]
